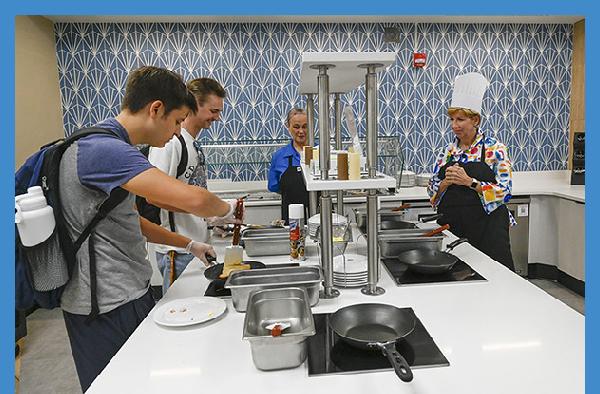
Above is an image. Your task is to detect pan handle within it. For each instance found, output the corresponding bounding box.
[419,213,444,223]
[421,224,450,237]
[446,238,469,251]
[370,341,414,382]
[391,203,411,212]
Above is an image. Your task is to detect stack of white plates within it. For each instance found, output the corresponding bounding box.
[333,254,368,288]
[397,170,416,188]
[416,173,432,187]
[308,213,348,238]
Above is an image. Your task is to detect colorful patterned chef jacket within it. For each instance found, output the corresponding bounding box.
[427,131,515,224]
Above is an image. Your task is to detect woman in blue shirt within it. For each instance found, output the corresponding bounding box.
[268,108,309,223]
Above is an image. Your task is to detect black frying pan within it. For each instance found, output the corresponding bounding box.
[329,303,416,382]
[396,238,469,275]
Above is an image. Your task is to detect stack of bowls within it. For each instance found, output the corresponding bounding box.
[397,170,416,188]
[308,213,348,239]
[416,173,432,187]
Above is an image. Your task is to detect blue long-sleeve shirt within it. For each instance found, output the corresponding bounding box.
[267,142,301,193]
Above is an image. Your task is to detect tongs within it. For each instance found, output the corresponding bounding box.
[231,195,249,246]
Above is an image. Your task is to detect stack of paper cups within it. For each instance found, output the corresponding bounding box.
[348,152,361,180]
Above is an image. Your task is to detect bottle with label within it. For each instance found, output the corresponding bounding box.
[288,204,306,261]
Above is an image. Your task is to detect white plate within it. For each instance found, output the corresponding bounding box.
[334,280,367,288]
[153,297,227,327]
[333,254,368,274]
[333,273,368,280]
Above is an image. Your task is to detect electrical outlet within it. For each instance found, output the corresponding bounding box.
[383,27,400,43]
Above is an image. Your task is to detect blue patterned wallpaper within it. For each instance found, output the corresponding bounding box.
[54,22,573,181]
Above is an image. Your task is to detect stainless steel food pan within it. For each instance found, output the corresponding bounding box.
[224,265,322,312]
[243,287,315,370]
[240,228,290,257]
[378,230,445,259]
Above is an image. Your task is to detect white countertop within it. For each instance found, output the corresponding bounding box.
[88,227,584,394]
[241,170,585,206]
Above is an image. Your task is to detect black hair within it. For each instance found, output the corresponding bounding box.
[121,66,197,115]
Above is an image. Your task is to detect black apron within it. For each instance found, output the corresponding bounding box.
[279,155,309,225]
[437,137,515,271]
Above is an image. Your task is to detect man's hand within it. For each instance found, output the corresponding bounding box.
[186,241,217,267]
[207,199,244,226]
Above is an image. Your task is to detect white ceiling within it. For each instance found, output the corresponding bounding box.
[44,15,584,24]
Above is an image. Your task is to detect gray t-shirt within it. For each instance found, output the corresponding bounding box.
[59,119,154,315]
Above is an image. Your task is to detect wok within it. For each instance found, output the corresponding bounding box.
[329,303,416,382]
[396,238,469,275]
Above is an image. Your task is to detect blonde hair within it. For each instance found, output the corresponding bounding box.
[285,108,307,127]
[447,107,481,128]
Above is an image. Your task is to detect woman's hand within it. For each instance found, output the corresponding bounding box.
[445,164,472,187]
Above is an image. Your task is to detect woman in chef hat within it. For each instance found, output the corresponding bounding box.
[427,72,515,271]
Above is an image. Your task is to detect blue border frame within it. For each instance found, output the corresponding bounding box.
[1,1,595,392]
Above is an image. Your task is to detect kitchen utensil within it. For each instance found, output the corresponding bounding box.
[204,262,302,298]
[243,287,315,370]
[203,261,266,280]
[329,303,416,382]
[225,265,322,312]
[421,224,450,237]
[231,196,247,246]
[395,238,469,274]
[419,213,444,223]
[380,220,418,230]
[391,203,411,212]
[153,297,226,327]
[241,227,290,257]
[378,228,446,258]
[344,106,363,157]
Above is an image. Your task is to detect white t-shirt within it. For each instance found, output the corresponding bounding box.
[148,129,209,253]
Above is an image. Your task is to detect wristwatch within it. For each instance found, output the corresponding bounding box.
[470,178,479,189]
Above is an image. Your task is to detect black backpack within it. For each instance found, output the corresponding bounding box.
[135,134,188,232]
[15,127,129,319]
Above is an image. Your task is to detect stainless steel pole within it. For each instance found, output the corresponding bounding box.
[306,94,318,218]
[312,64,339,299]
[333,93,344,217]
[360,63,385,296]
[365,65,379,179]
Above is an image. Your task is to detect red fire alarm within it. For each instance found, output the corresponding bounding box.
[413,52,426,68]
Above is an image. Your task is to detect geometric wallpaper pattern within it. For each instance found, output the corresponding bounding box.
[54,22,573,181]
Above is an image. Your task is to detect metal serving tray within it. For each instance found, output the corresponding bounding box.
[224,265,322,312]
[241,228,290,257]
[378,229,446,259]
[243,287,315,371]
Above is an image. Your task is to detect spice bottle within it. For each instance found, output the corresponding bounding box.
[288,204,306,261]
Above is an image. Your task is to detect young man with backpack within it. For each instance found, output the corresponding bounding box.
[55,66,239,391]
[147,77,226,294]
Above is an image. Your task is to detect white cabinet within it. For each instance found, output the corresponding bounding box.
[528,195,585,281]
[557,198,585,281]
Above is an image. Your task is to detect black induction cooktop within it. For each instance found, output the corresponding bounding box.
[306,310,449,376]
[381,258,486,286]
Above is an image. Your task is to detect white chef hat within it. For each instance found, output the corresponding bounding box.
[450,72,489,114]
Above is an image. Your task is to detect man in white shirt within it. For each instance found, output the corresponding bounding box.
[148,78,227,293]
